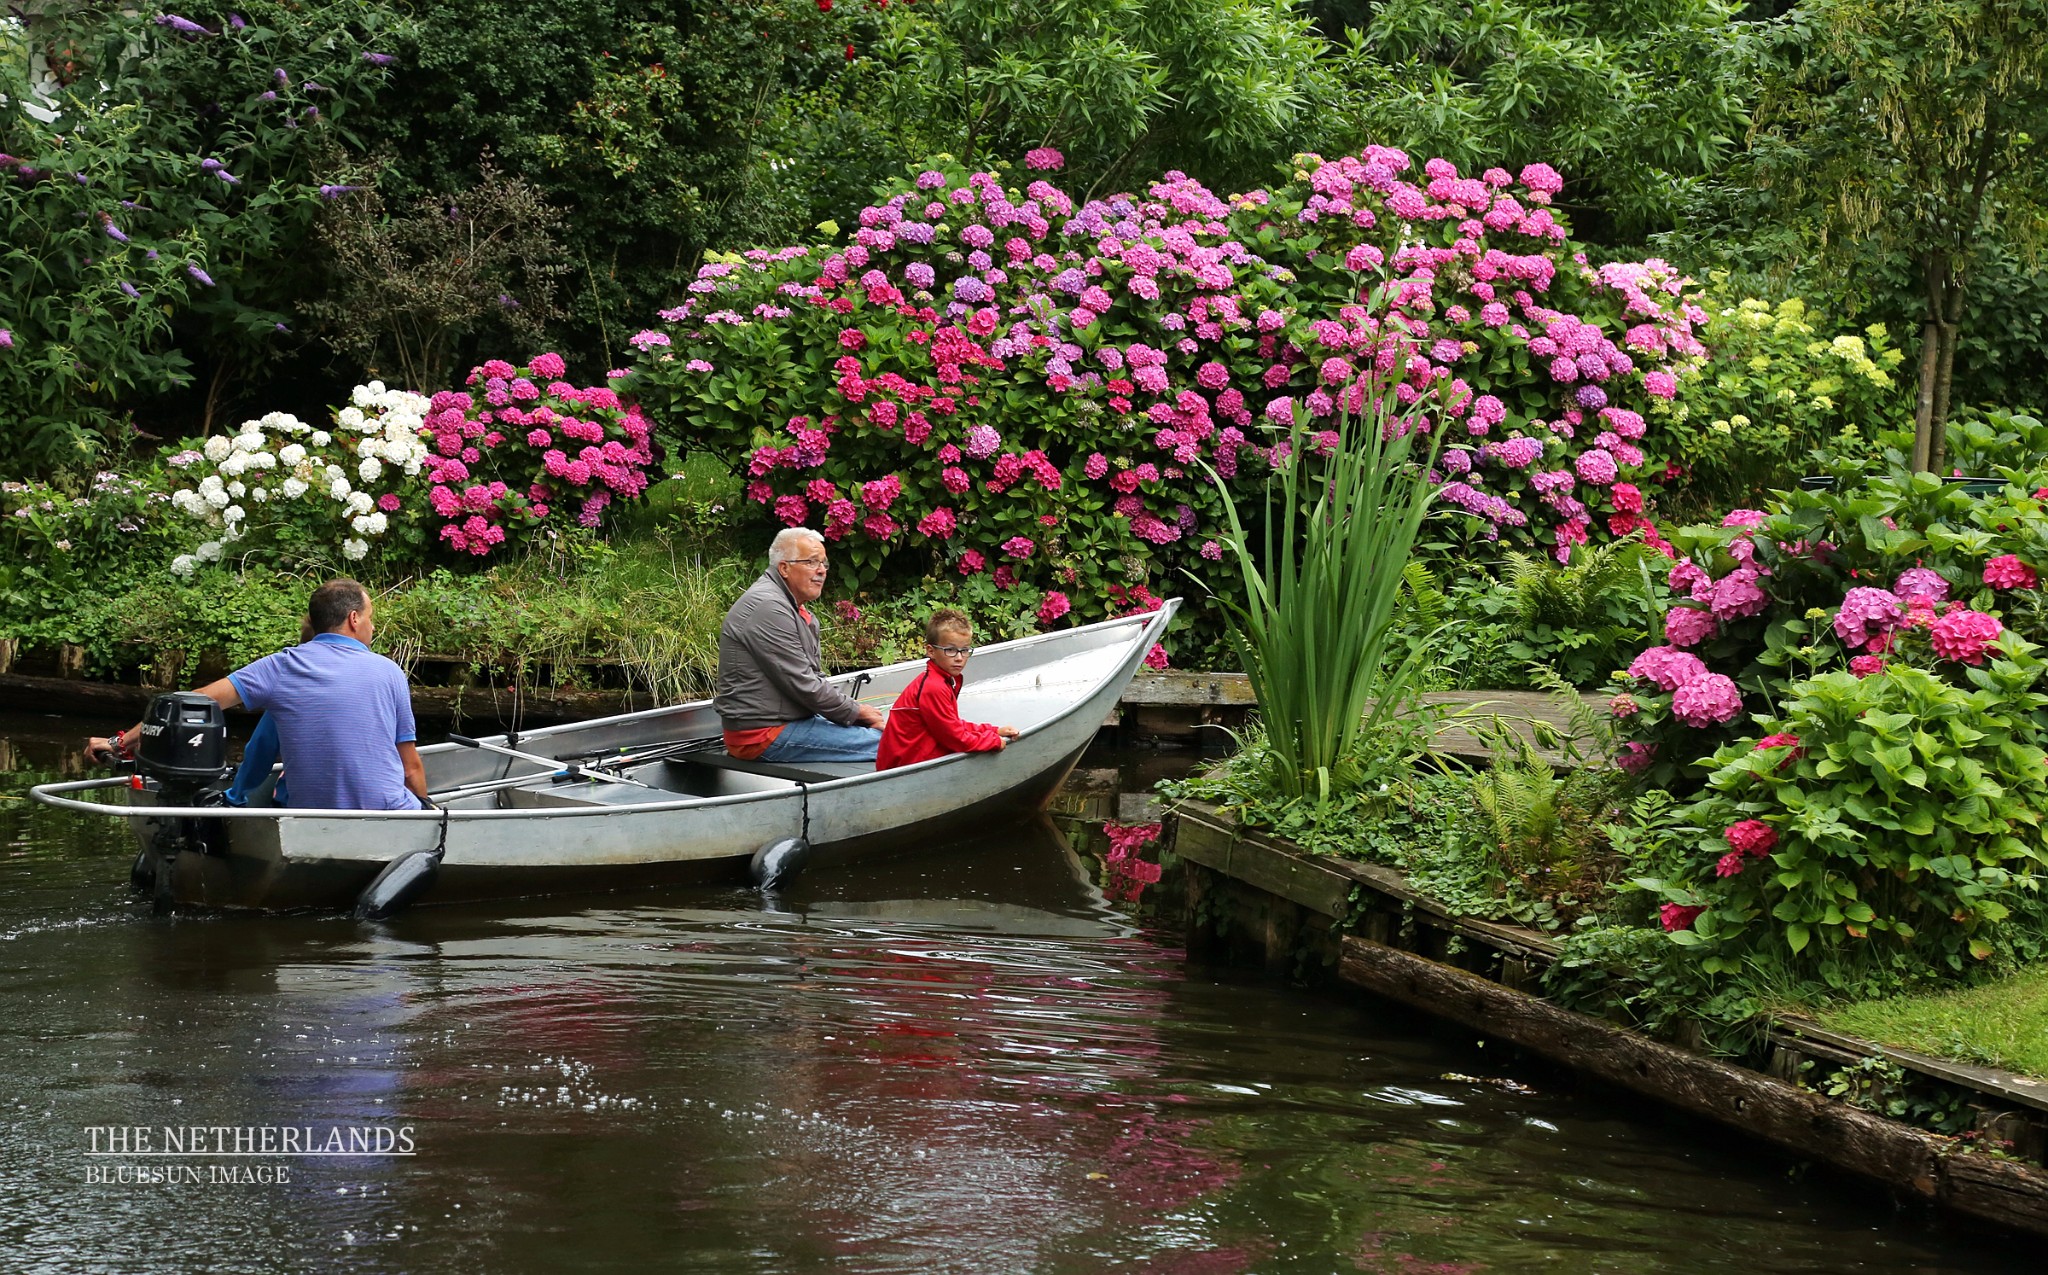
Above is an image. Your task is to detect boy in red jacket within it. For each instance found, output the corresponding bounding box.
[876,608,1019,770]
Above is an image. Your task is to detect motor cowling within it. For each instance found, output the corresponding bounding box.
[136,692,228,790]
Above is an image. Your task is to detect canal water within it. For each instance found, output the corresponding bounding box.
[0,711,2028,1273]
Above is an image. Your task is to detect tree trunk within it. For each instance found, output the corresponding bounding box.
[1930,321,1959,476]
[1912,317,1940,474]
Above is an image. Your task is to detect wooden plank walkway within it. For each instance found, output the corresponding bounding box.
[1121,672,1605,762]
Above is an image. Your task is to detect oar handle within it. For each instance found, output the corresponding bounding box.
[448,733,480,748]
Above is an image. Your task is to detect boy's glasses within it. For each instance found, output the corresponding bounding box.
[932,644,975,657]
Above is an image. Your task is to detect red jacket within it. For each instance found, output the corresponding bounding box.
[876,661,1004,770]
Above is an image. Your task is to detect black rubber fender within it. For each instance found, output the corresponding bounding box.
[354,849,444,921]
[749,836,811,892]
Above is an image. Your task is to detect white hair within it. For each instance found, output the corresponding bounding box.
[768,527,825,567]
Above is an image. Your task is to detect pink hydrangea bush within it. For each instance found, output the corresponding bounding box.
[626,146,1704,612]
[419,354,656,557]
[1603,457,2048,786]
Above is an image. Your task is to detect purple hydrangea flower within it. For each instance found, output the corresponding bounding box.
[1833,587,1903,647]
[1892,567,1949,603]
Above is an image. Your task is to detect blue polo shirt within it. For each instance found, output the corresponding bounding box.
[227,633,421,811]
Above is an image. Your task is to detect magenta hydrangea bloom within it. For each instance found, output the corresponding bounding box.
[1892,567,1949,602]
[1627,645,1707,691]
[1725,820,1778,857]
[1663,606,1718,649]
[1709,566,1768,620]
[1037,591,1071,624]
[1618,742,1659,775]
[1849,654,1885,678]
[1573,447,1617,486]
[1720,509,1767,528]
[1930,609,2004,665]
[1984,554,2038,590]
[1671,672,1742,727]
[1833,587,1903,647]
[1024,147,1064,171]
[1489,436,1543,470]
[1659,902,1703,932]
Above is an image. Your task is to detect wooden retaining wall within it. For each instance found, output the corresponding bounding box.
[1170,797,2048,1237]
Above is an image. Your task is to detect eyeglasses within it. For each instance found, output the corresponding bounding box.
[931,644,975,657]
[786,557,829,570]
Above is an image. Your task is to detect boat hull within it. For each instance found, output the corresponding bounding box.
[51,604,1175,913]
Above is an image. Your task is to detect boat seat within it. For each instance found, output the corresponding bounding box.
[675,752,868,784]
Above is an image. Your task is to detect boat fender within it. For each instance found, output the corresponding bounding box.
[750,836,810,891]
[130,848,154,893]
[354,849,443,921]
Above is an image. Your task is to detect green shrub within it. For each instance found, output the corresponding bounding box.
[1659,651,2048,993]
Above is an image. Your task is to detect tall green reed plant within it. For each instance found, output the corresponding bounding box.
[1202,370,1445,800]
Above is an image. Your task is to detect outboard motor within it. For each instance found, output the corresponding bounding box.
[135,692,230,798]
[129,693,232,905]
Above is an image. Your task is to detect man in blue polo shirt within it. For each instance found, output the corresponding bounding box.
[89,579,426,810]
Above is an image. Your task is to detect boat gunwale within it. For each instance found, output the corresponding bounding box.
[28,603,1175,824]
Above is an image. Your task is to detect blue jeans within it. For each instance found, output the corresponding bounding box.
[760,715,882,763]
[224,712,288,806]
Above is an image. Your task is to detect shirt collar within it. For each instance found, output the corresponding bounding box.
[308,632,369,651]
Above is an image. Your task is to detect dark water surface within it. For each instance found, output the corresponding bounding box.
[0,712,2029,1273]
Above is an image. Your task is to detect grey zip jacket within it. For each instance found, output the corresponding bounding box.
[713,568,863,730]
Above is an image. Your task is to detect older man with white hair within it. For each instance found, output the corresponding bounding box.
[714,528,886,763]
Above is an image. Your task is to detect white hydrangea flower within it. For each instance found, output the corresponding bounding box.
[329,478,352,501]
[232,431,264,453]
[310,431,331,447]
[223,505,245,524]
[365,511,388,535]
[219,453,248,478]
[251,487,270,503]
[170,554,199,577]
[337,406,367,431]
[244,451,275,470]
[197,475,224,496]
[341,537,369,561]
[202,435,233,463]
[280,477,309,500]
[195,540,223,562]
[325,464,344,482]
[345,491,374,516]
[278,443,307,467]
[226,481,246,498]
[203,487,231,511]
[171,490,206,517]
[358,456,383,484]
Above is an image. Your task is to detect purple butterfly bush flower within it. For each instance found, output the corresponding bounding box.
[318,185,362,200]
[154,14,212,37]
[0,330,13,349]
[258,90,277,102]
[362,52,395,66]
[229,13,246,29]
[103,221,129,243]
[274,68,289,85]
[119,281,141,298]
[186,264,215,287]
